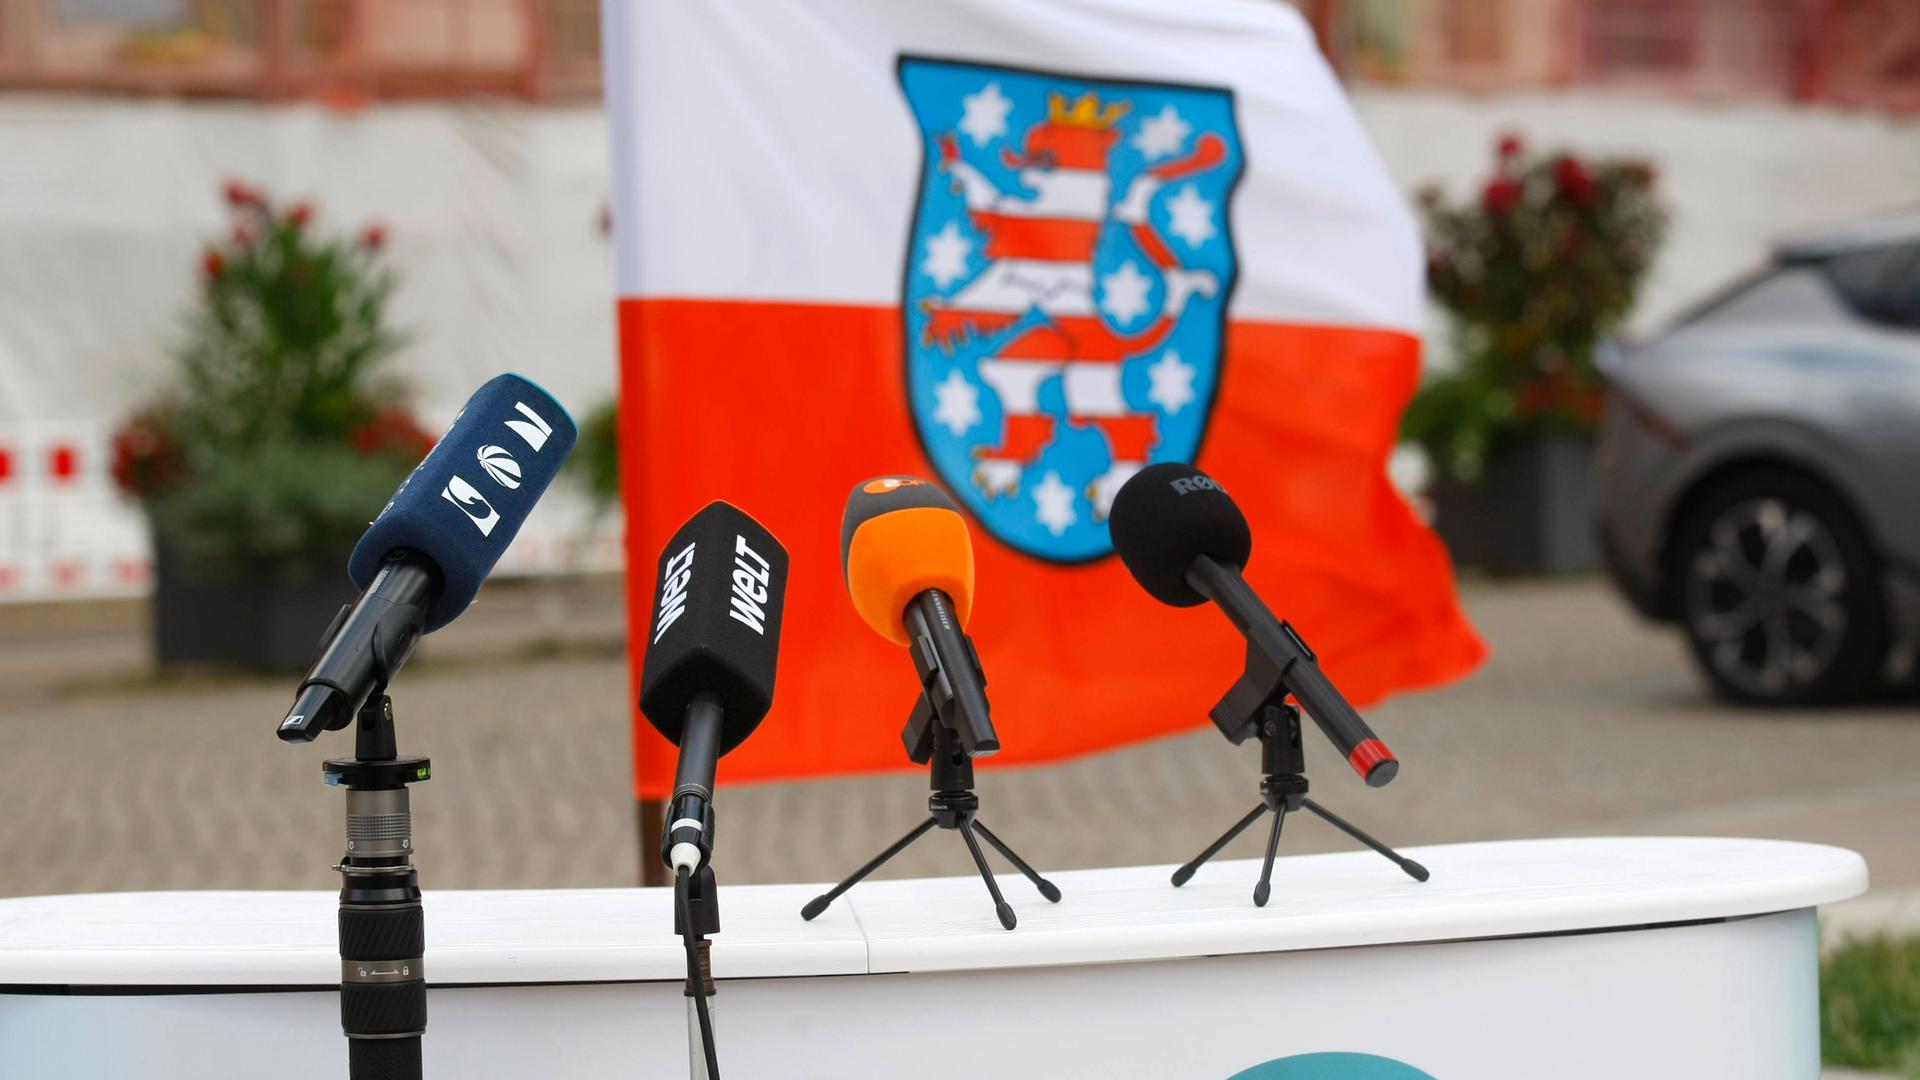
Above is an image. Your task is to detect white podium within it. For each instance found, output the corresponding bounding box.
[0,837,1866,1078]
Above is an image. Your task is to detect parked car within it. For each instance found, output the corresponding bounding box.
[1595,212,1920,704]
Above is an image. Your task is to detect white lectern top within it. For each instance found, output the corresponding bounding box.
[0,837,1867,988]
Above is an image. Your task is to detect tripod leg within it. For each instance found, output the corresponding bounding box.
[971,820,1062,903]
[1253,804,1288,907]
[1171,803,1267,887]
[958,822,1019,931]
[1301,797,1429,882]
[800,817,939,921]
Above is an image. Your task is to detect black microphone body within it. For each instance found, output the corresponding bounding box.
[1109,462,1399,787]
[1187,554,1396,786]
[902,589,997,761]
[664,692,724,874]
[639,502,790,875]
[280,556,438,742]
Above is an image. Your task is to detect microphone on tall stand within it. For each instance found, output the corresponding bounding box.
[638,501,790,1080]
[274,373,577,1080]
[1109,462,1427,906]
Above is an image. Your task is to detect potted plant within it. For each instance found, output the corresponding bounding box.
[1407,134,1666,574]
[571,396,621,519]
[112,181,434,671]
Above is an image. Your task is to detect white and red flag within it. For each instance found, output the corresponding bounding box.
[602,0,1485,796]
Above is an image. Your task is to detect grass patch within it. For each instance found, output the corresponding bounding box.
[1825,934,1920,1077]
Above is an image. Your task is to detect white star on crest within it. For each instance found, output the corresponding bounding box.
[1033,471,1078,536]
[1131,105,1191,161]
[1147,350,1197,414]
[1167,185,1217,248]
[932,369,981,436]
[1099,260,1153,326]
[921,221,972,288]
[960,82,1013,147]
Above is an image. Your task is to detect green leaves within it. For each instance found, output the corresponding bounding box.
[570,397,622,517]
[1822,934,1920,1076]
[119,185,423,570]
[1409,139,1668,484]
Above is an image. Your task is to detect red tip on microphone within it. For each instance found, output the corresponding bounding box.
[1348,738,1398,787]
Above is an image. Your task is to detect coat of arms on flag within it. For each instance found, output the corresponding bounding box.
[899,57,1245,562]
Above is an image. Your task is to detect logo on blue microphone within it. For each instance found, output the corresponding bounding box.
[440,475,501,536]
[477,444,522,489]
[898,56,1244,562]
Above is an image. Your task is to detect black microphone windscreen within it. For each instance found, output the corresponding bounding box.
[1107,462,1252,606]
[638,501,789,755]
[348,374,578,632]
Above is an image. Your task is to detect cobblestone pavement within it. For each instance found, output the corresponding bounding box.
[2,574,1917,907]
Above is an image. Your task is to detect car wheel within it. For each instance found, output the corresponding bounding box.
[1675,470,1887,705]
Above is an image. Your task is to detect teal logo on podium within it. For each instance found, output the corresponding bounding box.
[1229,1052,1436,1079]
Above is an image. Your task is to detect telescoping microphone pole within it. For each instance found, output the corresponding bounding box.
[1108,463,1428,908]
[276,374,576,1079]
[638,501,791,1080]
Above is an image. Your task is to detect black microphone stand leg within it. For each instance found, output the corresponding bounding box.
[800,817,938,921]
[1253,804,1289,908]
[958,821,1018,930]
[1171,802,1268,887]
[971,820,1062,903]
[1300,797,1429,882]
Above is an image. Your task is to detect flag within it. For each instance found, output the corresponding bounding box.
[603,0,1485,798]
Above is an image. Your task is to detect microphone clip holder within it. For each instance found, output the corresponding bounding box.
[1171,693,1429,908]
[800,718,1061,931]
[321,692,430,1080]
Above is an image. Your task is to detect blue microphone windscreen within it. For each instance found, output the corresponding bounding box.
[349,373,578,632]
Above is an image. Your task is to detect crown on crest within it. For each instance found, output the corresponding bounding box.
[1046,91,1129,130]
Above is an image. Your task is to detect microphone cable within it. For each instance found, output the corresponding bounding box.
[675,866,722,1079]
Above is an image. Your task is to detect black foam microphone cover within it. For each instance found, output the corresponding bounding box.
[638,501,789,756]
[348,373,578,632]
[1107,462,1253,606]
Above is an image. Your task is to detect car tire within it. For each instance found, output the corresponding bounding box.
[1674,469,1887,705]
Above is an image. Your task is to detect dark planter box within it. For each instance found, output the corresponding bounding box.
[151,536,357,672]
[1431,429,1599,576]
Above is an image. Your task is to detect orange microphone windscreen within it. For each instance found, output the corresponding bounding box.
[841,477,975,646]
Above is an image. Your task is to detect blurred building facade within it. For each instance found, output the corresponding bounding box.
[0,0,600,100]
[1301,0,1919,111]
[2,0,1915,111]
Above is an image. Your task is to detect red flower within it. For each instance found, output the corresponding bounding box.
[287,201,315,229]
[1554,155,1597,207]
[349,408,436,460]
[1496,132,1525,161]
[1482,177,1523,215]
[359,223,387,251]
[222,179,263,208]
[231,224,257,249]
[201,247,224,280]
[1515,372,1607,422]
[109,415,183,497]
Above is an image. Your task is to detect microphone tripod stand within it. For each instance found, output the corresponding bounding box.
[1172,702,1429,907]
[800,715,1061,931]
[323,693,431,1080]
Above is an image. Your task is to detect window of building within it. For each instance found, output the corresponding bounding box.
[1581,0,1701,80]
